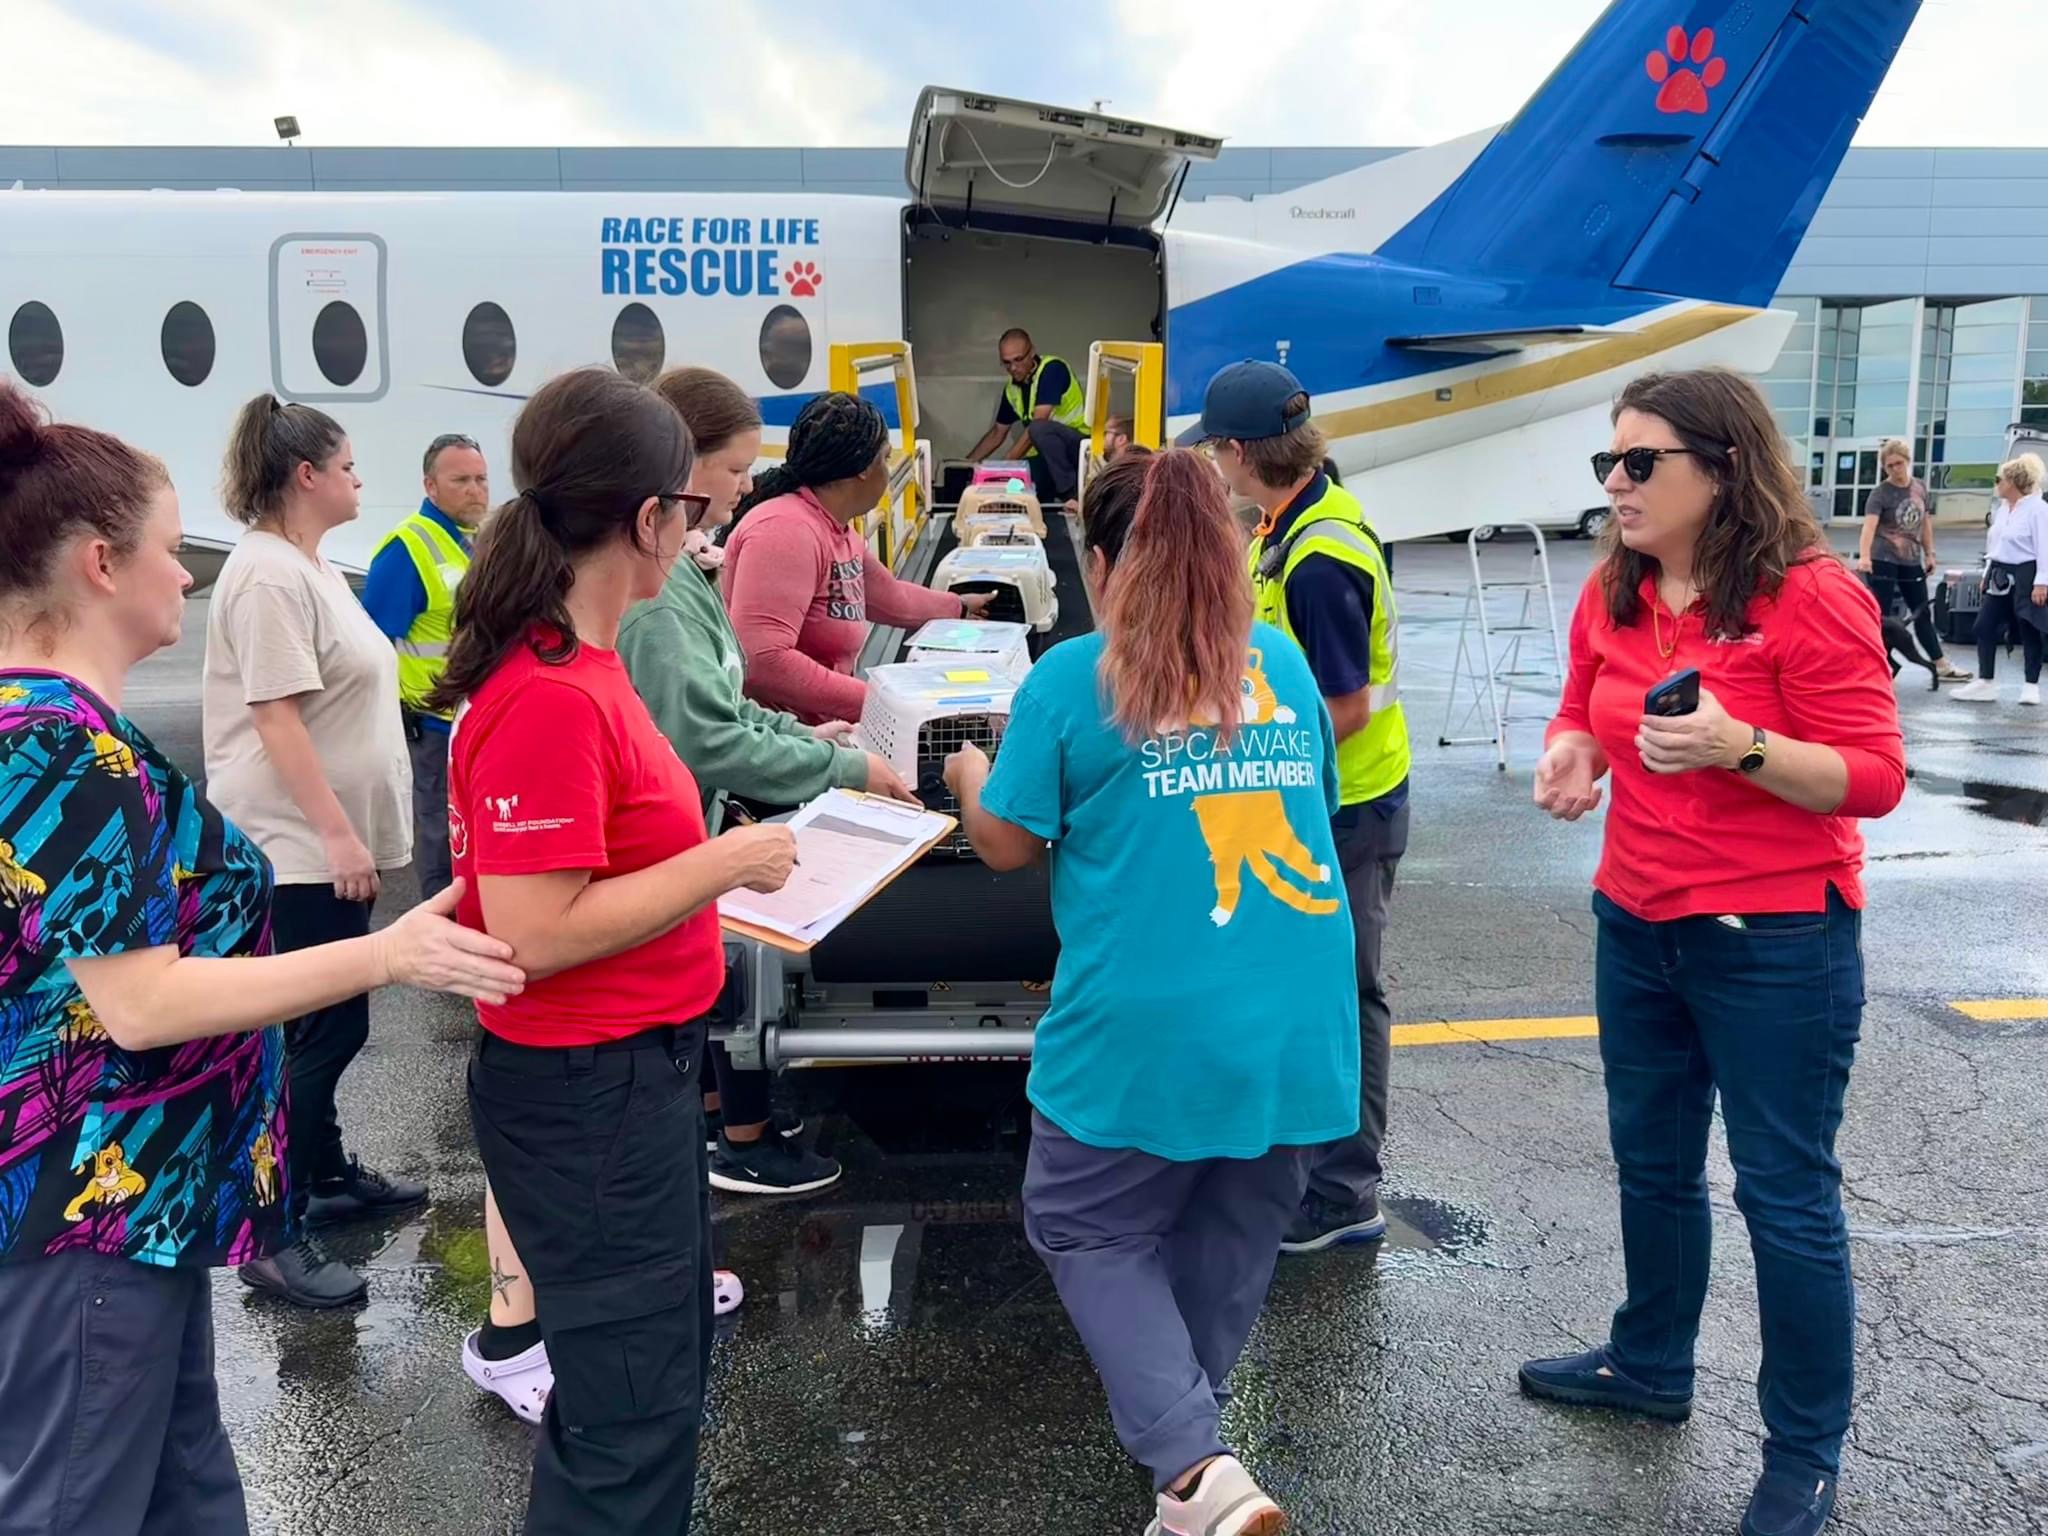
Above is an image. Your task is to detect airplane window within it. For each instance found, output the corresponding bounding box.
[759,305,811,391]
[463,301,516,387]
[8,301,63,388]
[611,303,665,383]
[161,302,216,388]
[312,300,368,388]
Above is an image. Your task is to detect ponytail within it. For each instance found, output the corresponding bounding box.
[222,393,345,525]
[426,490,575,710]
[1097,448,1254,743]
[424,367,692,713]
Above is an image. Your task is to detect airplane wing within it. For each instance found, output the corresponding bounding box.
[1386,325,1623,356]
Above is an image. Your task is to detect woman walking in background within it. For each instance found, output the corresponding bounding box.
[1952,451,2047,705]
[204,395,427,1311]
[1853,437,1966,682]
[1524,369,1904,1536]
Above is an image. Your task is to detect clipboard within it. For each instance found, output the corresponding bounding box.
[718,792,959,955]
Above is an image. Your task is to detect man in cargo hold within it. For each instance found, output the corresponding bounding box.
[966,328,1090,506]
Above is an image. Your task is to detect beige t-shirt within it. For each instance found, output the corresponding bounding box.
[202,529,413,885]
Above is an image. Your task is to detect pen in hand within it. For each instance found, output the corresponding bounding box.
[724,800,799,866]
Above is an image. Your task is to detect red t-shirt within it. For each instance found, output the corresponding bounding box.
[449,636,723,1045]
[1548,557,1905,922]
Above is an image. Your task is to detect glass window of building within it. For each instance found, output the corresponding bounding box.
[2023,297,2048,431]
[1762,297,1819,468]
[1918,297,2023,490]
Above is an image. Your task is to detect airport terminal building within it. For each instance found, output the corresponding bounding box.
[6,141,2046,522]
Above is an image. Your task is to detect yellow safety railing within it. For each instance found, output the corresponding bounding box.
[1078,340,1165,509]
[828,341,926,571]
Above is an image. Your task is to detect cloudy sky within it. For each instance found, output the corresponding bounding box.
[3,0,2041,150]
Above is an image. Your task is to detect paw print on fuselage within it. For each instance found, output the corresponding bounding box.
[1646,24,1726,115]
[787,261,823,298]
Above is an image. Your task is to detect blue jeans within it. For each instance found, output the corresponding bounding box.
[1593,886,1863,1478]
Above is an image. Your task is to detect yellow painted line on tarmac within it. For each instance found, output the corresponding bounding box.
[1393,1015,1599,1048]
[1950,999,2048,1022]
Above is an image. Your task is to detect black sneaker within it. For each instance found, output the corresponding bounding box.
[1279,1192,1388,1254]
[238,1235,368,1308]
[706,1106,805,1153]
[708,1134,842,1196]
[304,1156,428,1225]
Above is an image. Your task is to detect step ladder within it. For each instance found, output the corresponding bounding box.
[1436,524,1564,771]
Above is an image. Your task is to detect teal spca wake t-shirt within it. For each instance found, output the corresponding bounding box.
[980,623,1361,1160]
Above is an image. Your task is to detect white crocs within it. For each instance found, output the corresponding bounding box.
[462,1329,552,1426]
[714,1268,745,1316]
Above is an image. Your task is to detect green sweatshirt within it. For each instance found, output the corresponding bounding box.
[618,562,867,827]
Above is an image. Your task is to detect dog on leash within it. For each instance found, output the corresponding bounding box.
[1873,594,1943,690]
[1857,569,1943,690]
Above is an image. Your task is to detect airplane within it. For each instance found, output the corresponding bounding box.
[0,0,1921,585]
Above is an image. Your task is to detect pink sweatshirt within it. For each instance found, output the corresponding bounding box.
[722,489,963,725]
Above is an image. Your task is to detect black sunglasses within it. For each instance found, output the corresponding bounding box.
[1591,446,1722,486]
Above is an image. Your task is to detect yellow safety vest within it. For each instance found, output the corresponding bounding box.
[1003,354,1088,455]
[372,508,471,721]
[1248,479,1411,806]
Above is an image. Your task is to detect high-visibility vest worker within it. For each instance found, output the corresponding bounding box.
[364,501,472,723]
[1247,474,1410,804]
[1002,354,1089,455]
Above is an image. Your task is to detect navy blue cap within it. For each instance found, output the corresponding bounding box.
[1174,360,1312,447]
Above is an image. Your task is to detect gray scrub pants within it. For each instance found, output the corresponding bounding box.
[0,1251,248,1536]
[1021,1112,1311,1491]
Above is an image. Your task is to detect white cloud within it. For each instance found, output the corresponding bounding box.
[0,0,625,144]
[1,0,2040,149]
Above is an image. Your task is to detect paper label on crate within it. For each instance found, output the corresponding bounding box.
[945,669,992,683]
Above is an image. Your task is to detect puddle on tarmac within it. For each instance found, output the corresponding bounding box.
[1378,1193,1489,1260]
[1910,774,2048,826]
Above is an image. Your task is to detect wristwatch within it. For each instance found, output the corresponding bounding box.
[1734,725,1768,775]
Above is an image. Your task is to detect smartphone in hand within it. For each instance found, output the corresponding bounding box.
[1644,667,1701,717]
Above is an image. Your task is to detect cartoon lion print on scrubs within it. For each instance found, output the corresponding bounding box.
[64,1142,148,1222]
[1190,650,1337,927]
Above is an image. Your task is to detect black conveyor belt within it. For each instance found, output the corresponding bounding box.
[809,512,1091,985]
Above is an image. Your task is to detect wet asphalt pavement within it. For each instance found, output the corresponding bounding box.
[123,531,2048,1535]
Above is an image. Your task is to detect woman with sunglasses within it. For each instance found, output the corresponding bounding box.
[1524,370,1903,1536]
[427,368,795,1534]
[722,391,989,726]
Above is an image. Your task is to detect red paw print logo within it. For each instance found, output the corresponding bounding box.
[787,261,823,299]
[1646,25,1727,115]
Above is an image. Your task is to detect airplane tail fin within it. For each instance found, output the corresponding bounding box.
[1378,0,1922,306]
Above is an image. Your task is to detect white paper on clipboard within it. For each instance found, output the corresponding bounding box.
[717,790,950,945]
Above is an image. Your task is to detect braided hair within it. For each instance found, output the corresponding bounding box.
[727,391,886,536]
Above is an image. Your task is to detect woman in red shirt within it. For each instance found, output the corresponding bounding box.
[1521,370,1904,1536]
[722,391,987,725]
[428,368,795,1536]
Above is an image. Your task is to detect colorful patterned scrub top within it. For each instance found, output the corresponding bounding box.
[0,672,287,1269]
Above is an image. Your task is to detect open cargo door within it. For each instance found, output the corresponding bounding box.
[905,88,1221,231]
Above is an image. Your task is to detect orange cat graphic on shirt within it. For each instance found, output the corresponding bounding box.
[1188,650,1337,927]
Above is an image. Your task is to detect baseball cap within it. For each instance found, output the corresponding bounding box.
[1174,360,1312,447]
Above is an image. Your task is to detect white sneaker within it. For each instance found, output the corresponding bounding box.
[2022,683,2041,707]
[1152,1456,1286,1536]
[1950,679,2000,702]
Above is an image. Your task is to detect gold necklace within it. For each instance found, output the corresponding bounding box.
[1652,581,1695,659]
